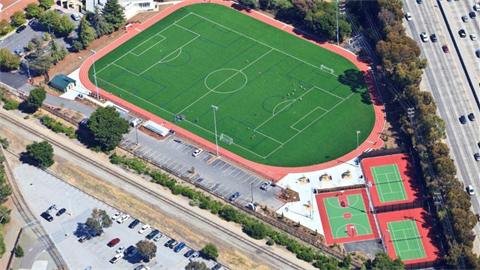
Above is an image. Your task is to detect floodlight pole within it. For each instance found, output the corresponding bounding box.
[356,130,361,166]
[23,59,31,81]
[211,105,219,157]
[67,192,73,216]
[135,124,139,145]
[336,0,339,46]
[385,229,390,253]
[91,50,99,99]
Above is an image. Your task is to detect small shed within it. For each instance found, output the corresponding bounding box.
[50,74,76,92]
[144,120,169,137]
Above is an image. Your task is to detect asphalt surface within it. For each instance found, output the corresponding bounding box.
[402,0,480,251]
[15,164,222,270]
[121,131,284,210]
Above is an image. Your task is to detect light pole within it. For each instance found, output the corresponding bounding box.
[385,229,390,253]
[67,192,73,216]
[211,105,219,156]
[356,130,361,166]
[251,182,254,203]
[91,50,99,99]
[336,0,339,46]
[23,59,31,80]
[135,123,139,145]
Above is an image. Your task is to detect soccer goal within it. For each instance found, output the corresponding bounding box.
[320,64,334,74]
[220,133,233,145]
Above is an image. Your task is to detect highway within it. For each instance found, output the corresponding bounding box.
[402,0,480,251]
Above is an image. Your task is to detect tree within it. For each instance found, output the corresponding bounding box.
[26,141,54,168]
[11,11,26,27]
[91,6,112,38]
[14,245,24,258]
[57,15,75,37]
[85,208,112,234]
[366,252,404,270]
[136,240,157,261]
[50,38,67,64]
[102,0,126,31]
[25,3,43,19]
[185,261,209,270]
[27,35,45,52]
[87,106,130,151]
[39,0,54,10]
[220,205,239,222]
[238,0,260,9]
[0,49,20,71]
[0,19,12,36]
[243,220,268,239]
[39,11,75,37]
[201,243,218,261]
[26,86,46,112]
[77,17,95,49]
[0,206,12,224]
[29,54,53,78]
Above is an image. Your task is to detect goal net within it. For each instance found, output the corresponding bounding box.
[320,64,334,74]
[220,133,233,145]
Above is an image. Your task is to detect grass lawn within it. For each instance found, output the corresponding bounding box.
[89,3,375,167]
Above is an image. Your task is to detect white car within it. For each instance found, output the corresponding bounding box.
[153,233,164,242]
[260,181,272,190]
[405,12,412,21]
[471,34,477,40]
[192,148,203,157]
[111,212,122,220]
[138,224,150,234]
[189,251,200,261]
[475,4,480,11]
[117,214,130,224]
[420,32,429,42]
[109,253,124,264]
[467,185,475,195]
[116,245,126,253]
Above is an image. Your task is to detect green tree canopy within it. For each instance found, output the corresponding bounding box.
[26,86,47,112]
[85,208,112,234]
[11,11,26,27]
[201,243,218,261]
[0,48,20,72]
[25,3,44,19]
[39,0,54,10]
[26,141,54,168]
[366,252,404,270]
[29,53,53,78]
[39,11,75,37]
[136,240,157,261]
[50,38,67,64]
[102,0,126,30]
[14,245,24,258]
[87,106,130,151]
[91,6,112,38]
[0,19,12,36]
[77,17,96,49]
[243,220,268,240]
[185,261,209,270]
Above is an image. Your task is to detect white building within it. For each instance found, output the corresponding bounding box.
[86,0,157,19]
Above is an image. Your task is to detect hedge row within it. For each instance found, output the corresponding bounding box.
[39,115,77,139]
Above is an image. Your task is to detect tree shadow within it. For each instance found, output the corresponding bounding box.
[338,69,371,105]
[18,151,43,168]
[73,222,90,237]
[75,123,101,151]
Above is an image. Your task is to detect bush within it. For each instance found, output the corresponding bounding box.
[201,243,218,261]
[3,99,19,110]
[14,245,24,258]
[109,153,123,164]
[242,219,268,240]
[266,238,274,246]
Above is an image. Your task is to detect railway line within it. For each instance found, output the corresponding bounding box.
[0,109,309,270]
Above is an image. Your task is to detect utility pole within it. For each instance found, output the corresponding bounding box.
[211,105,219,156]
[91,50,99,99]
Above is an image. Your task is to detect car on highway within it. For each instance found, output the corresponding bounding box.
[116,245,126,253]
[476,49,480,58]
[476,214,480,221]
[109,253,123,264]
[462,15,468,22]
[460,29,467,38]
[471,34,477,41]
[420,32,429,42]
[467,185,475,195]
[405,12,412,21]
[416,0,422,3]
[16,25,26,33]
[260,181,272,190]
[41,212,53,222]
[431,34,438,42]
[470,11,477,18]
[56,208,66,216]
[128,219,140,229]
[192,148,203,157]
[138,224,150,234]
[107,238,121,247]
[460,115,467,124]
[117,214,130,224]
[469,113,475,121]
[475,4,480,11]
[475,153,480,161]
[442,45,449,53]
[146,229,160,240]
[111,211,122,220]
[229,192,240,201]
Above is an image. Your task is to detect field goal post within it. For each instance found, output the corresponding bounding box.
[320,64,334,75]
[220,133,233,145]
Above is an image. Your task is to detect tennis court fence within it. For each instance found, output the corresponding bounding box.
[374,200,424,213]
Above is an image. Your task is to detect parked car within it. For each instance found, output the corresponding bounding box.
[116,245,126,253]
[192,148,203,157]
[46,204,57,214]
[117,214,130,224]
[260,181,272,190]
[405,12,412,21]
[125,245,137,257]
[420,32,429,42]
[111,211,122,220]
[146,229,160,240]
[165,239,175,247]
[56,208,66,216]
[71,13,80,21]
[460,115,467,124]
[229,192,240,201]
[469,113,476,121]
[153,233,163,242]
[169,240,178,249]
[128,219,140,229]
[462,15,469,22]
[138,224,150,234]
[134,265,150,270]
[184,249,195,258]
[460,29,467,37]
[40,212,53,222]
[442,45,449,53]
[109,253,123,264]
[174,242,186,253]
[107,238,121,247]
[16,25,26,33]
[78,234,91,243]
[212,264,222,270]
[190,251,200,261]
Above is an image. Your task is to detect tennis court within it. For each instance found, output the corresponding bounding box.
[387,220,426,260]
[323,194,373,239]
[371,164,408,203]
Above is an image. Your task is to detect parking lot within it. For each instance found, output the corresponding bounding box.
[15,164,221,270]
[120,130,284,210]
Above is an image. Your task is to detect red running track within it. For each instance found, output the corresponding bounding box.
[79,0,386,181]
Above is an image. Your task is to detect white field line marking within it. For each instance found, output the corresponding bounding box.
[130,34,166,57]
[290,106,328,131]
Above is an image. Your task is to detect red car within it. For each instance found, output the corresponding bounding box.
[442,45,449,53]
[107,238,120,247]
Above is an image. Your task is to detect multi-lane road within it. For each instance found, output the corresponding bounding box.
[402,0,480,251]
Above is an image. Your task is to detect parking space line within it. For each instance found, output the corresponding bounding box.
[213,161,224,168]
[228,168,239,175]
[233,170,243,177]
[146,151,157,159]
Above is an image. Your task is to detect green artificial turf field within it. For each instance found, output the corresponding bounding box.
[89,4,375,167]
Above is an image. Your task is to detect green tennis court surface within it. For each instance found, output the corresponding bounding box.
[89,4,375,167]
[371,164,408,203]
[324,194,372,239]
[387,220,426,260]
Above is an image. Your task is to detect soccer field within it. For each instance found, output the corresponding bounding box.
[89,4,375,167]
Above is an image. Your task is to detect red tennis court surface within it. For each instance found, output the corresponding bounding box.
[316,189,379,245]
[362,154,423,212]
[377,208,442,268]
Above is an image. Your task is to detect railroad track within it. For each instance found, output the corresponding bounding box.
[0,110,309,270]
